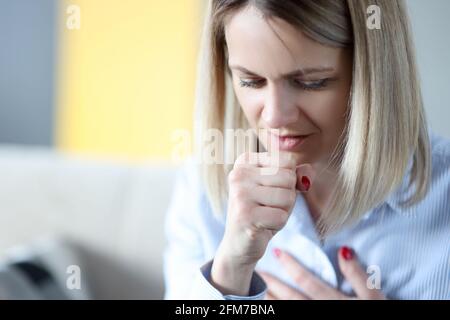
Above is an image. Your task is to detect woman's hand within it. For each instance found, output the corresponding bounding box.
[259,247,386,300]
[211,152,307,296]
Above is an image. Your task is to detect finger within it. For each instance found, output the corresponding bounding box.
[256,167,297,190]
[235,152,297,170]
[295,164,315,192]
[253,185,296,210]
[252,206,289,231]
[337,246,385,300]
[265,291,277,300]
[259,271,309,300]
[237,166,297,190]
[275,249,346,300]
[228,166,296,190]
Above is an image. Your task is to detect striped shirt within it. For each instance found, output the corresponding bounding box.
[163,131,450,300]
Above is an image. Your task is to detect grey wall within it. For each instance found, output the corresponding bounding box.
[407,0,450,138]
[0,0,56,146]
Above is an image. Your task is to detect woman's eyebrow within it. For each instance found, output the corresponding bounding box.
[228,64,335,77]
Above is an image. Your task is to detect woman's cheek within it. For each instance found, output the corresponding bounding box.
[236,93,263,126]
[320,103,348,158]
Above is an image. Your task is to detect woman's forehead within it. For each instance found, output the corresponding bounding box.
[224,5,345,79]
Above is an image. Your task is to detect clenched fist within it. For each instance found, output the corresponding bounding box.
[210,152,312,296]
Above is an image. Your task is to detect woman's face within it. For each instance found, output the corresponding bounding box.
[225,6,353,167]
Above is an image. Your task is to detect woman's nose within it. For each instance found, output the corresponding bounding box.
[261,85,299,128]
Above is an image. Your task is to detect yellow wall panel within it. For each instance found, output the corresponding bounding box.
[56,0,200,161]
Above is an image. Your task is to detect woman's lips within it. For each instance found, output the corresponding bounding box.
[270,133,310,151]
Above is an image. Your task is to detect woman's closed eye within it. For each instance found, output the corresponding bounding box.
[238,78,332,91]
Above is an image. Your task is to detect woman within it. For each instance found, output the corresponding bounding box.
[164,0,450,300]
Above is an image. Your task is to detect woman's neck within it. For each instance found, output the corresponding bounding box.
[302,164,338,224]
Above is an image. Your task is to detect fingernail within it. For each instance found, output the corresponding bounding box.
[273,248,281,258]
[340,246,353,260]
[301,176,311,191]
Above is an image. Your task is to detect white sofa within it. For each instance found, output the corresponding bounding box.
[0,144,178,299]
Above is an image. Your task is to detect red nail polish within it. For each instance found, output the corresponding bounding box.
[301,176,310,191]
[273,248,281,258]
[340,246,353,260]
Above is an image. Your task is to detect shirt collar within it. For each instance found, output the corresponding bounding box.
[288,193,323,245]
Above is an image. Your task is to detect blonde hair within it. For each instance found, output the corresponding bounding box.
[194,0,431,236]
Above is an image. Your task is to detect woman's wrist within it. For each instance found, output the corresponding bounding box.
[210,248,257,296]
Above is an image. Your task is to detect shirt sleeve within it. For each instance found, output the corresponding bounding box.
[189,259,267,300]
[163,161,267,300]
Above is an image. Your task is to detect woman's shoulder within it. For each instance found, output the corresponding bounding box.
[382,130,449,213]
[174,157,201,190]
[170,157,226,224]
[430,131,450,160]
[430,131,450,161]
[429,131,450,184]
[410,131,450,212]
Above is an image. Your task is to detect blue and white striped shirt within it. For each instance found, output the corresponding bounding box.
[163,131,450,300]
